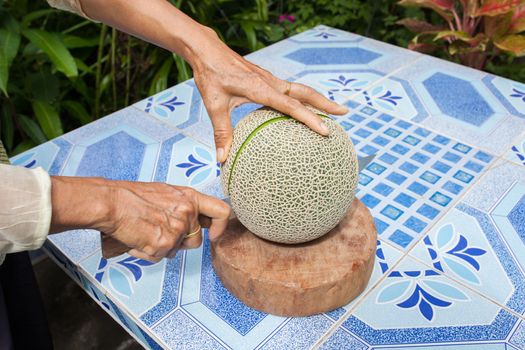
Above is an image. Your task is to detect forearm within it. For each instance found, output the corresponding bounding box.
[50,176,113,233]
[80,0,210,68]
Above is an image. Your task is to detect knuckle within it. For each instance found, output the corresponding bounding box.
[143,245,158,257]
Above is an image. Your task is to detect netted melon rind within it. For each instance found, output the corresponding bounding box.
[221,108,358,244]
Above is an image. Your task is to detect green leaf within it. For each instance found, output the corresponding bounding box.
[434,30,473,41]
[74,58,93,74]
[240,21,257,51]
[0,50,7,96]
[18,115,47,144]
[26,72,59,103]
[484,13,513,38]
[494,34,525,55]
[149,58,173,95]
[21,9,58,28]
[63,35,99,49]
[22,29,78,78]
[32,101,63,139]
[0,28,21,63]
[0,12,20,33]
[174,54,192,82]
[11,140,36,157]
[0,105,14,150]
[62,100,92,125]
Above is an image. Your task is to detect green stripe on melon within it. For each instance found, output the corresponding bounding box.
[221,107,358,244]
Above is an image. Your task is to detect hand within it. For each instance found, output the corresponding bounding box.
[190,27,349,163]
[50,177,231,262]
[79,0,348,163]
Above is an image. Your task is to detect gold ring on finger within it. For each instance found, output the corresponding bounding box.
[185,225,202,239]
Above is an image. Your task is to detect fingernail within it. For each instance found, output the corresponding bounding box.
[339,105,349,113]
[319,121,330,135]
[217,148,225,163]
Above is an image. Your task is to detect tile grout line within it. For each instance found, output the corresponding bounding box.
[311,247,414,350]
[43,246,171,349]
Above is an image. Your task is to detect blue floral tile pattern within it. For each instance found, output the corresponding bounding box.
[17,24,525,349]
[319,256,522,348]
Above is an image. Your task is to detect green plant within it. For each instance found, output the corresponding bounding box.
[397,0,525,69]
[0,0,275,156]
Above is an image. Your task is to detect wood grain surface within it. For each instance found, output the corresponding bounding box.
[211,198,377,317]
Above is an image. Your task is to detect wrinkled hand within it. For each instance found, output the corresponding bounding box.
[105,182,229,262]
[50,177,231,262]
[190,27,349,163]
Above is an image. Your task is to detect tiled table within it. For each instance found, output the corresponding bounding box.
[11,25,525,349]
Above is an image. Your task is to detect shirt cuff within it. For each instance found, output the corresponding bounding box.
[0,165,52,254]
[47,0,90,19]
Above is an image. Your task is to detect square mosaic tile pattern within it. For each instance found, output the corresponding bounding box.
[335,103,493,250]
[9,24,525,349]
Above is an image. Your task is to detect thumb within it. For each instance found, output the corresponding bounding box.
[210,113,233,163]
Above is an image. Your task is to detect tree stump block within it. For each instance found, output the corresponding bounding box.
[211,198,377,317]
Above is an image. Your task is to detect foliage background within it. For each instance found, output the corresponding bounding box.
[0,0,523,156]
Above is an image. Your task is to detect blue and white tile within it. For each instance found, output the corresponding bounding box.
[281,26,419,75]
[317,328,367,350]
[43,240,86,287]
[153,309,227,349]
[392,56,525,156]
[349,76,428,121]
[482,75,525,119]
[258,315,335,350]
[462,159,525,213]
[335,102,494,251]
[79,249,184,328]
[325,240,403,321]
[409,203,525,315]
[288,25,364,44]
[505,130,525,166]
[82,274,164,350]
[47,229,101,265]
[133,83,196,130]
[179,234,292,349]
[153,134,220,192]
[9,137,72,175]
[327,256,521,348]
[292,70,387,104]
[245,39,309,80]
[291,70,382,104]
[58,107,175,181]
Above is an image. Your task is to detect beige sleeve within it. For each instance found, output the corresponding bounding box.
[47,0,89,18]
[0,164,52,254]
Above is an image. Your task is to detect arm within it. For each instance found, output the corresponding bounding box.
[53,0,349,162]
[0,164,229,262]
[50,176,230,262]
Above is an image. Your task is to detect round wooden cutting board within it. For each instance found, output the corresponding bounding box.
[211,198,377,317]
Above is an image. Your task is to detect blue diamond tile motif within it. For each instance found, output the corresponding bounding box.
[423,72,494,126]
[76,131,146,180]
[21,23,525,349]
[285,47,381,65]
[508,196,525,240]
[491,183,525,272]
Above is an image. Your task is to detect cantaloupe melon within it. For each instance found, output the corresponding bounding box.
[221,107,358,244]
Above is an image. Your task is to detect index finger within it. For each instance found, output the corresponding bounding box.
[248,85,330,136]
[194,191,231,241]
